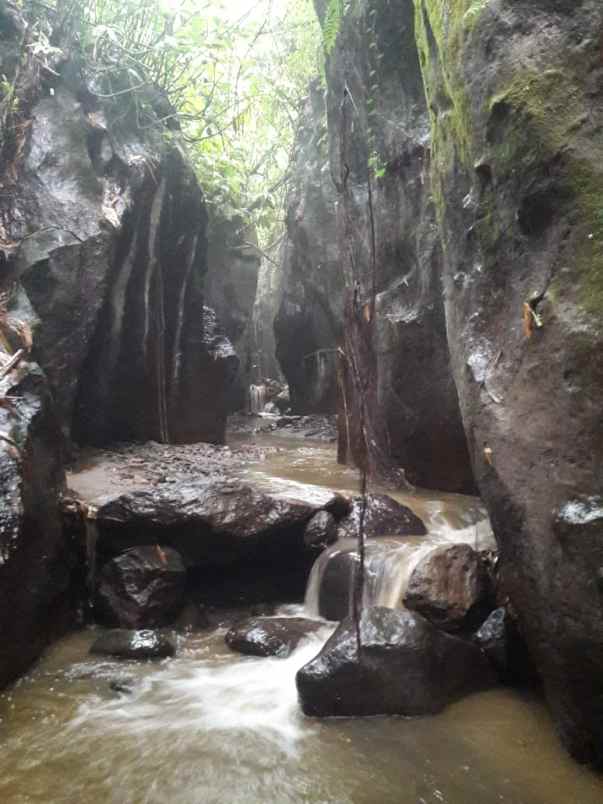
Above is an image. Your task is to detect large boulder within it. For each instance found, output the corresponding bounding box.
[92,479,349,567]
[94,545,186,628]
[336,494,426,540]
[404,544,492,632]
[90,629,175,660]
[225,616,323,658]
[296,607,492,717]
[415,0,603,763]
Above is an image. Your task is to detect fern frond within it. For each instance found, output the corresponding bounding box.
[323,0,344,55]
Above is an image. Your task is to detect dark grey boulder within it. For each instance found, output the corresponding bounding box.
[296,607,492,717]
[94,480,349,567]
[90,629,176,660]
[95,545,186,628]
[226,616,323,658]
[475,607,538,686]
[404,544,492,632]
[313,548,359,622]
[336,494,426,541]
[304,510,338,548]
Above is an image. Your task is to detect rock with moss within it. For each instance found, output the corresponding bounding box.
[415,0,603,764]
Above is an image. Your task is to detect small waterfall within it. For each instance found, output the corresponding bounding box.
[304,536,440,620]
[249,383,267,414]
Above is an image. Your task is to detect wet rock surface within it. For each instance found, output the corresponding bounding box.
[225,616,323,658]
[404,544,492,633]
[93,479,348,567]
[205,223,261,410]
[475,607,538,686]
[273,82,343,414]
[95,545,186,628]
[228,413,337,442]
[313,548,358,622]
[0,362,74,688]
[90,629,175,660]
[296,607,492,718]
[11,75,237,446]
[313,0,474,491]
[66,441,350,574]
[336,494,426,540]
[414,0,603,762]
[68,440,279,497]
[304,510,337,549]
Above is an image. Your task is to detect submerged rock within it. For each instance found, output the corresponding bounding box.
[90,629,175,660]
[404,544,492,632]
[336,494,426,540]
[296,607,492,717]
[225,616,323,658]
[95,545,186,628]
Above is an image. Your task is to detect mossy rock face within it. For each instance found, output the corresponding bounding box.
[416,0,603,764]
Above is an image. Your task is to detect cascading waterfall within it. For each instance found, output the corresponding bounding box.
[249,383,267,414]
[304,511,495,620]
[304,536,442,619]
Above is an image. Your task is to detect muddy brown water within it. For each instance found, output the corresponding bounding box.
[1,435,602,804]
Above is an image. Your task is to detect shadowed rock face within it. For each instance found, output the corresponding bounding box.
[311,0,603,763]
[205,222,261,410]
[0,364,73,688]
[414,0,603,764]
[296,607,492,717]
[7,74,237,447]
[0,11,240,691]
[314,0,474,491]
[273,82,343,414]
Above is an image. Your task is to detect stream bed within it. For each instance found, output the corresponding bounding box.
[1,435,603,803]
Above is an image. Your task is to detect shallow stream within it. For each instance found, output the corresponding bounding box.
[1,435,602,803]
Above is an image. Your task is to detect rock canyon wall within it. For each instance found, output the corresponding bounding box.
[0,1,238,683]
[283,0,603,764]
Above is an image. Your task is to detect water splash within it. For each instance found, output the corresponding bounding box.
[304,536,442,619]
[249,384,267,414]
[68,621,333,755]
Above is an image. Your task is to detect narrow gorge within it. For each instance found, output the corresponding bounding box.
[0,1,602,802]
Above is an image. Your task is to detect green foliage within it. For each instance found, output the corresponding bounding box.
[26,0,323,247]
[323,0,344,55]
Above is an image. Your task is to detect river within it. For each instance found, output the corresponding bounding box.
[0,434,602,804]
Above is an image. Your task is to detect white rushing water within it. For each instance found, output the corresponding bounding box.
[249,383,267,414]
[68,615,334,756]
